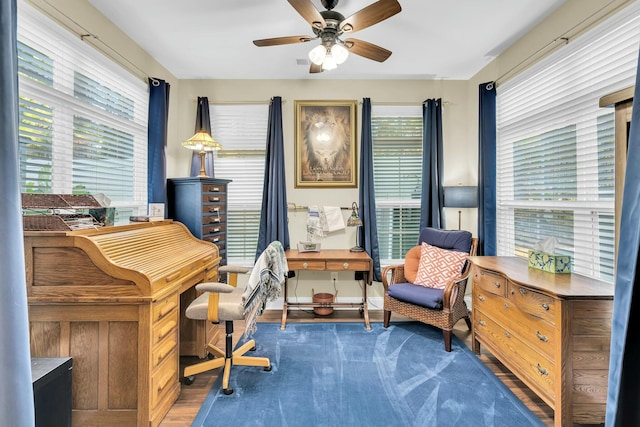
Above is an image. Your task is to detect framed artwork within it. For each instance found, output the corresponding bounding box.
[294,100,357,188]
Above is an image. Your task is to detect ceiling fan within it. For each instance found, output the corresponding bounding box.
[253,0,402,73]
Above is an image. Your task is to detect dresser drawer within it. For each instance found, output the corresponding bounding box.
[202,203,225,215]
[326,260,370,271]
[473,267,506,297]
[152,294,179,324]
[508,283,556,324]
[202,214,227,225]
[203,183,226,193]
[203,223,226,235]
[152,310,178,347]
[152,334,178,370]
[151,349,179,409]
[475,311,555,402]
[289,260,326,270]
[203,234,225,246]
[474,291,556,361]
[202,193,227,203]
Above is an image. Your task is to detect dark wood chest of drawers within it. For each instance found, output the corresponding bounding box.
[468,256,614,427]
[167,177,231,267]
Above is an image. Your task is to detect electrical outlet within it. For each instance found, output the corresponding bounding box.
[331,272,338,283]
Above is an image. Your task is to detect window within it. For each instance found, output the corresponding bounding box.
[496,3,640,282]
[17,2,148,221]
[210,104,268,265]
[372,105,423,264]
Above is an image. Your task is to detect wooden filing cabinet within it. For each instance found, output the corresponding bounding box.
[468,256,614,427]
[167,177,231,268]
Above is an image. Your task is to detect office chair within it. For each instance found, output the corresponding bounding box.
[183,241,288,395]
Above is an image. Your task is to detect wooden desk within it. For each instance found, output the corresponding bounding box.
[282,249,373,330]
[468,256,614,427]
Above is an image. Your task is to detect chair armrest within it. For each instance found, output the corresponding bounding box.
[381,264,407,292]
[442,274,470,311]
[196,282,234,293]
[219,265,251,275]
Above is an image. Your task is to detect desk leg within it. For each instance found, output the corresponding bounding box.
[362,272,371,331]
[280,277,289,330]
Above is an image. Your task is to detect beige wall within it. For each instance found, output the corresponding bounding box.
[32,0,635,301]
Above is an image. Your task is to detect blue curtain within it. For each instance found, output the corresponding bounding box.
[420,98,444,229]
[478,82,496,256]
[605,56,640,427]
[190,96,215,177]
[147,78,169,204]
[359,98,381,282]
[0,0,36,425]
[256,96,290,259]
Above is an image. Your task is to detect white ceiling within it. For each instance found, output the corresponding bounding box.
[87,0,566,80]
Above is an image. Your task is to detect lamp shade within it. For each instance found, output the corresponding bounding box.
[444,186,478,208]
[181,129,221,152]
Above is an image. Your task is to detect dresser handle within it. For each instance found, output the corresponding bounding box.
[479,320,486,327]
[213,227,220,233]
[536,331,548,342]
[494,282,501,288]
[209,196,220,202]
[503,303,509,309]
[519,287,527,295]
[536,364,549,376]
[478,295,485,302]
[209,186,220,192]
[302,262,308,269]
[504,331,511,338]
[343,262,349,269]
[209,207,219,213]
[542,303,550,311]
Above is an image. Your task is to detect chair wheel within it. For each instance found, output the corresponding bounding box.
[223,387,234,395]
[207,352,215,360]
[264,365,272,372]
[183,375,195,385]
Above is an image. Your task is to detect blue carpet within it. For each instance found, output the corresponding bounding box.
[191,322,544,427]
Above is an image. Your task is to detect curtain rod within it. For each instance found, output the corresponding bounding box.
[33,0,152,83]
[494,0,625,86]
[288,203,351,211]
[202,99,286,105]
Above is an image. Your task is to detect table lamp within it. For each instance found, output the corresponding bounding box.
[181,129,222,177]
[347,202,364,252]
[443,186,478,230]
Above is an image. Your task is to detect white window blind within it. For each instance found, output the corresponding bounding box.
[496,2,640,282]
[210,104,268,264]
[372,105,423,264]
[17,1,148,221]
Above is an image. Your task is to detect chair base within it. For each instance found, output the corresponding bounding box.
[183,321,271,394]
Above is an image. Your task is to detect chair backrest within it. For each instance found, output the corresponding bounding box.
[419,227,473,253]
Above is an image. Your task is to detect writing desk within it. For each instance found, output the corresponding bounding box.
[282,249,373,330]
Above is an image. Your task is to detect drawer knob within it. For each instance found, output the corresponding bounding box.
[504,331,511,338]
[503,303,509,309]
[519,287,527,295]
[542,303,550,311]
[494,282,501,288]
[536,364,549,376]
[343,263,349,269]
[536,331,549,342]
[303,262,309,269]
[479,320,486,327]
[478,295,485,302]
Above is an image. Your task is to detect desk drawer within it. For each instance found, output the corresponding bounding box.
[151,349,179,409]
[152,294,179,324]
[289,260,326,270]
[326,260,369,271]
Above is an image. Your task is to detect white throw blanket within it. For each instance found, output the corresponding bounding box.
[242,241,288,337]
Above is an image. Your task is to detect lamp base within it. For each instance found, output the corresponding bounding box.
[350,246,364,252]
[198,150,209,178]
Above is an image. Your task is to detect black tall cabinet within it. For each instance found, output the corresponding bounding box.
[167,177,231,267]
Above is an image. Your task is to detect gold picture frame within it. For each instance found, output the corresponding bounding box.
[294,100,357,188]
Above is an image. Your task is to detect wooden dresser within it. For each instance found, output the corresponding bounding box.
[468,256,614,427]
[167,177,231,268]
[24,221,220,427]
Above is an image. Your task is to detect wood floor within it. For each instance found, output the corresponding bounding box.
[160,309,557,427]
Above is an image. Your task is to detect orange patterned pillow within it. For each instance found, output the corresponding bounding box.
[414,243,469,289]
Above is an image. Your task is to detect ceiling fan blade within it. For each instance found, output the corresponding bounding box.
[310,62,323,73]
[253,36,312,47]
[339,0,401,33]
[344,38,392,62]
[288,0,326,30]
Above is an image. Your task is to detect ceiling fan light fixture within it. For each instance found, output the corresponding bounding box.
[331,43,349,64]
[322,53,337,70]
[309,45,327,65]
